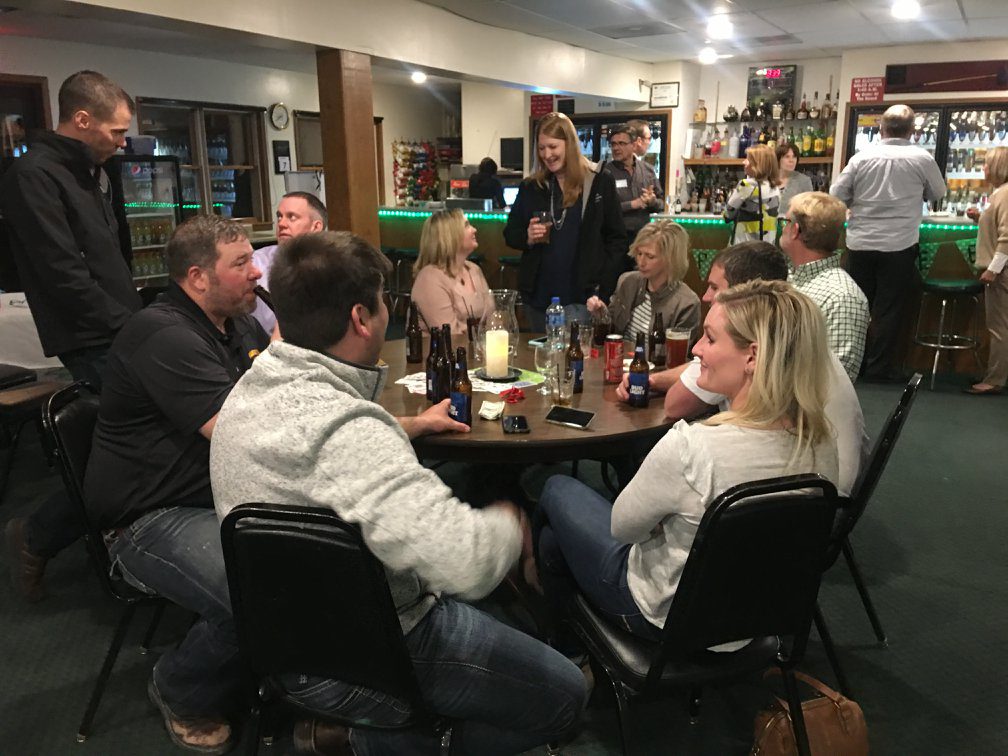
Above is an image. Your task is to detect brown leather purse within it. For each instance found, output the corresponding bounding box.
[751,670,869,756]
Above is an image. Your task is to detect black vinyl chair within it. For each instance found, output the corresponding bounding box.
[41,381,167,743]
[220,503,451,755]
[567,474,841,756]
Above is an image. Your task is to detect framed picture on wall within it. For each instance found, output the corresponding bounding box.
[650,82,679,108]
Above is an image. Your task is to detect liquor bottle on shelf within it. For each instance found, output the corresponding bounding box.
[833,92,840,117]
[788,126,797,145]
[710,127,722,156]
[741,102,752,121]
[757,124,768,145]
[693,99,708,124]
[813,127,825,157]
[728,127,740,158]
[797,94,809,120]
[673,193,683,214]
[821,92,833,121]
[771,100,783,120]
[768,125,778,151]
[739,126,751,154]
[719,130,729,155]
[825,123,835,156]
[754,100,766,121]
[785,101,796,121]
[809,91,821,120]
[801,126,813,157]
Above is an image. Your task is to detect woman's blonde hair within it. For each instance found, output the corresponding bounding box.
[705,280,832,462]
[416,208,466,275]
[985,146,1008,188]
[745,144,781,187]
[630,220,690,284]
[531,112,590,208]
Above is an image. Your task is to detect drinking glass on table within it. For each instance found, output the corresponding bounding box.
[552,367,574,407]
[577,319,594,358]
[665,327,692,369]
[534,343,554,395]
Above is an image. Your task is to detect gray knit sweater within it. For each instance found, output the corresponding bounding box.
[210,341,522,634]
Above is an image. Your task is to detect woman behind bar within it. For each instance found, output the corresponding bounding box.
[532,280,838,649]
[965,146,1008,395]
[724,144,782,243]
[503,112,626,331]
[776,142,814,217]
[411,208,492,336]
[585,219,700,341]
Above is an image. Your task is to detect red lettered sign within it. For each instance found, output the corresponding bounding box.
[531,94,555,118]
[850,77,886,103]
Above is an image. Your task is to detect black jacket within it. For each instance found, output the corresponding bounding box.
[468,172,506,209]
[503,164,627,302]
[0,131,141,356]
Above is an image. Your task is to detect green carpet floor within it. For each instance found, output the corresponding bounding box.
[1,372,1006,755]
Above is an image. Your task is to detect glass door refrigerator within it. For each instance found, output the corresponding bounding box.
[844,102,1008,213]
[106,154,183,287]
[570,112,670,196]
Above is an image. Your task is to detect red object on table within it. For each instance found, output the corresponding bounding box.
[500,387,525,403]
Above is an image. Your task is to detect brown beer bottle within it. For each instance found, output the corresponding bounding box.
[449,347,472,426]
[441,324,455,385]
[435,327,452,403]
[425,327,440,402]
[406,303,423,363]
[627,332,650,408]
[649,312,665,366]
[566,321,584,394]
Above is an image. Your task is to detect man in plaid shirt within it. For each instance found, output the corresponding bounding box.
[780,191,869,383]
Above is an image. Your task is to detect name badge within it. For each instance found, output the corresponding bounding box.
[615,179,628,189]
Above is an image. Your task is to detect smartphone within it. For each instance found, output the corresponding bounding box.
[544,405,595,430]
[502,415,530,434]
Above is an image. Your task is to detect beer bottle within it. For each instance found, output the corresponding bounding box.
[406,303,423,363]
[449,347,472,426]
[435,327,452,403]
[649,312,666,366]
[627,332,650,408]
[441,324,454,385]
[566,321,584,394]
[425,327,440,402]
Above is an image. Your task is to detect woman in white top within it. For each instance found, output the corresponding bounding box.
[411,208,492,336]
[533,280,839,647]
[724,144,782,244]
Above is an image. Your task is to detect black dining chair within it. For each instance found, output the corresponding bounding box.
[41,381,167,742]
[566,474,841,756]
[220,503,452,755]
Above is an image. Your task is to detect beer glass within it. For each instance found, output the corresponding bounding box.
[552,368,574,407]
[665,327,692,369]
[534,344,554,395]
[534,211,552,243]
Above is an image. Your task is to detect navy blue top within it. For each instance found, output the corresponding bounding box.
[531,197,582,309]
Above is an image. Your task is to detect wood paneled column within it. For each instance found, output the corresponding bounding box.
[316,49,379,245]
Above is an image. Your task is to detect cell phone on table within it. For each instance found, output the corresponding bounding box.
[502,415,530,434]
[544,406,595,430]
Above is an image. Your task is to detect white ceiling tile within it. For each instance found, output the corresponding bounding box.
[960,0,1008,19]
[877,19,971,42]
[849,0,965,24]
[504,0,642,28]
[755,3,869,33]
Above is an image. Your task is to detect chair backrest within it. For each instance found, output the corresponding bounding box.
[41,382,127,593]
[848,373,923,526]
[654,474,839,682]
[221,503,426,720]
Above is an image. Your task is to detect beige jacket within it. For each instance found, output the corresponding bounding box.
[976,184,1008,269]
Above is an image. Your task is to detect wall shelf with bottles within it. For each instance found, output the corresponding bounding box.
[683,157,834,166]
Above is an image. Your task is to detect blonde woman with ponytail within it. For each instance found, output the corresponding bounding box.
[533,279,838,651]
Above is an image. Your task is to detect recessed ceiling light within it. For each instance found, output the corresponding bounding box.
[698,47,720,65]
[410,71,428,84]
[706,14,734,40]
[891,0,920,20]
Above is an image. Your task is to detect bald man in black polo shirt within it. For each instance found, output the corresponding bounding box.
[83,215,269,753]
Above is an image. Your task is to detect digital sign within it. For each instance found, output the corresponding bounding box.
[756,68,782,79]
[746,65,797,109]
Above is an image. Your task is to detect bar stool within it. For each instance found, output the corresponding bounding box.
[912,278,984,390]
[498,255,521,289]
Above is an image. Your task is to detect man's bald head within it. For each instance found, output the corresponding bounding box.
[881,104,914,139]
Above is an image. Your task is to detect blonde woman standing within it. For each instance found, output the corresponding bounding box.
[725,144,782,243]
[965,146,1008,395]
[411,209,492,336]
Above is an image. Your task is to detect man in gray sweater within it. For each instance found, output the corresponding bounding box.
[210,231,586,755]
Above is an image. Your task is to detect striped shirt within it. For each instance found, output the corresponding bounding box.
[625,294,653,342]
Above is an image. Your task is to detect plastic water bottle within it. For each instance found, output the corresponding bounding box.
[546,297,566,344]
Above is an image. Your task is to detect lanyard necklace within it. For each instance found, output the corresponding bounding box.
[550,175,569,231]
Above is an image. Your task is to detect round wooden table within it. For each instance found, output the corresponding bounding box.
[379,337,673,465]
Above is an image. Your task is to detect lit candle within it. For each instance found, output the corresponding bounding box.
[485,329,509,378]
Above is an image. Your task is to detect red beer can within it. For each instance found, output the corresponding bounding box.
[604,334,623,384]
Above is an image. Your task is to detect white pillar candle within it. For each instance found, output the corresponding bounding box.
[485,329,509,378]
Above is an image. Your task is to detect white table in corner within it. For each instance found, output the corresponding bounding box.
[0,293,63,370]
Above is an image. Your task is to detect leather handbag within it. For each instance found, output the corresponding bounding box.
[751,670,869,756]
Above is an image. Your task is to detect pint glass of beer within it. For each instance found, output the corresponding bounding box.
[665,327,692,369]
[534,211,552,243]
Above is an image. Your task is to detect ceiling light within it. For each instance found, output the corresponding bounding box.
[410,71,427,84]
[890,0,920,20]
[706,14,734,40]
[698,47,720,65]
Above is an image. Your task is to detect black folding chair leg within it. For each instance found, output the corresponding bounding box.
[78,603,136,742]
[611,679,635,756]
[0,420,26,504]
[687,685,702,724]
[842,538,888,646]
[813,605,853,699]
[781,668,813,756]
[140,602,166,654]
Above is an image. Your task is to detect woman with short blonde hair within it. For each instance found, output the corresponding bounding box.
[411,208,492,335]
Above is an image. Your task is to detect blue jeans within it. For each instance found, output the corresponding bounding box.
[524,303,591,334]
[283,598,587,755]
[536,475,662,651]
[108,506,242,719]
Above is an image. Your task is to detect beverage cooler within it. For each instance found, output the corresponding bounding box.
[570,112,671,196]
[106,155,183,285]
[844,102,1008,213]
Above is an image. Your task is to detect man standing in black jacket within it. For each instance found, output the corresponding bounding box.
[2,70,141,601]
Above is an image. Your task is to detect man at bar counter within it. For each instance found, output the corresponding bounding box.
[617,241,868,497]
[250,190,327,335]
[604,123,663,265]
[830,103,946,382]
[2,70,141,602]
[210,231,587,755]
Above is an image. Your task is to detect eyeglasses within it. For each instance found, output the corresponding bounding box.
[610,140,632,147]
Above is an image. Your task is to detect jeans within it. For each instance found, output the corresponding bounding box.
[524,303,591,334]
[535,475,662,653]
[108,506,242,719]
[283,598,587,756]
[23,345,111,557]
